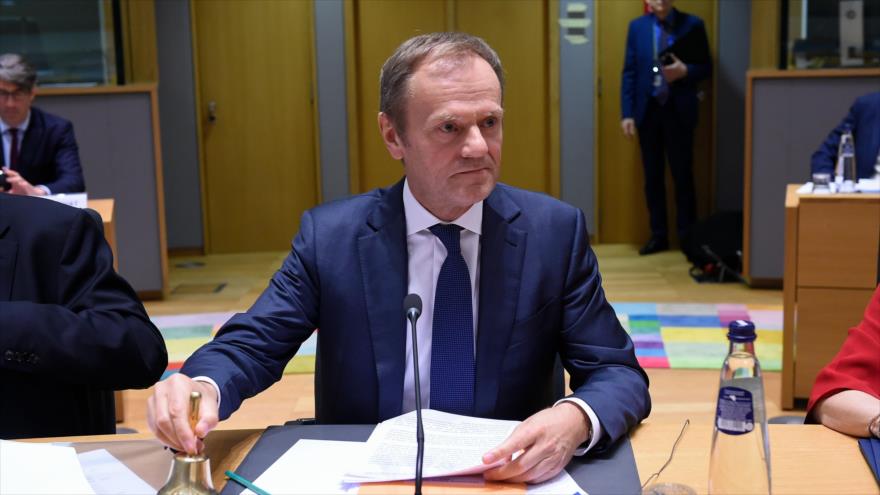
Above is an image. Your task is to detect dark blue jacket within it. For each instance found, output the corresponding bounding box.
[0,194,166,439]
[182,179,651,450]
[2,106,86,193]
[621,9,712,127]
[810,92,880,179]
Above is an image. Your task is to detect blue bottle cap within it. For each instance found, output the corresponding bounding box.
[728,319,756,342]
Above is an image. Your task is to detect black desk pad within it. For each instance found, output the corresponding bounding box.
[222,424,641,495]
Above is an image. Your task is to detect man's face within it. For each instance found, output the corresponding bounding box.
[0,80,34,127]
[379,54,503,221]
[645,0,674,17]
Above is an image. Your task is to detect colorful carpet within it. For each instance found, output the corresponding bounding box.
[153,302,783,378]
[611,302,783,371]
[152,312,317,379]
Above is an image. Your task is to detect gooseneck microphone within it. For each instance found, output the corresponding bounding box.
[403,293,425,495]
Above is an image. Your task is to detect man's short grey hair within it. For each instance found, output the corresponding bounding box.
[0,54,37,92]
[379,32,504,135]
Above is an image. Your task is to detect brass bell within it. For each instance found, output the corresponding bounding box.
[158,453,217,495]
[158,391,218,495]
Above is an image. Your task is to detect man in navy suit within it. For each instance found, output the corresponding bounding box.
[0,53,85,195]
[811,91,880,180]
[0,194,167,439]
[149,32,650,483]
[621,0,711,255]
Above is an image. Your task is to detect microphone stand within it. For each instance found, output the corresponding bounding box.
[406,307,425,495]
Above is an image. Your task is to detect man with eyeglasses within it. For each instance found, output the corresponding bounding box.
[0,53,85,196]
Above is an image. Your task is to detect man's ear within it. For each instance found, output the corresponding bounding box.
[378,112,405,160]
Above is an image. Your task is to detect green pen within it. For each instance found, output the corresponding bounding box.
[224,470,272,495]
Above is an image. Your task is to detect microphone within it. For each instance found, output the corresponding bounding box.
[403,293,425,495]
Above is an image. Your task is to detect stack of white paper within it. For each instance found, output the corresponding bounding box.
[0,440,95,495]
[247,410,588,495]
[248,440,363,495]
[343,409,519,483]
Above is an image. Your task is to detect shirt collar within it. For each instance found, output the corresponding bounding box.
[403,178,483,236]
[653,9,676,28]
[0,110,31,134]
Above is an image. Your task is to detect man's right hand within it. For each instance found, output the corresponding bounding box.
[147,374,219,454]
[621,118,636,139]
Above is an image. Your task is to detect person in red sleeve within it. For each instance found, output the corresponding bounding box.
[807,284,880,438]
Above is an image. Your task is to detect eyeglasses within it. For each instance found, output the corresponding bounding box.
[0,90,30,102]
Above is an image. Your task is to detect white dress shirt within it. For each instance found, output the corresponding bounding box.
[401,178,482,413]
[1,112,29,170]
[198,179,602,452]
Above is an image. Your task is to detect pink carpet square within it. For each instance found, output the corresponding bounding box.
[637,356,670,368]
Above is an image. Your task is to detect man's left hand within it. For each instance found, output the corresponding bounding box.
[4,169,46,196]
[661,54,688,83]
[482,402,590,483]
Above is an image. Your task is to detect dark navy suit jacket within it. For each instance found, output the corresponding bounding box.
[621,9,711,127]
[182,180,651,449]
[2,106,86,193]
[810,92,880,179]
[0,194,166,439]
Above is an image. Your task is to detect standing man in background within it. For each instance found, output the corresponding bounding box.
[0,53,85,195]
[621,0,711,255]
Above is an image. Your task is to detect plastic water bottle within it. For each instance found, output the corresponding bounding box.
[873,151,880,180]
[837,126,856,192]
[708,320,771,494]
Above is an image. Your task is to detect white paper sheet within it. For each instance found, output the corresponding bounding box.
[526,469,588,495]
[245,439,364,495]
[343,409,519,483]
[77,449,155,495]
[0,440,95,495]
[246,436,587,495]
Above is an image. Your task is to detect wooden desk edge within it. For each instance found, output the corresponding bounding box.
[20,424,878,494]
[21,428,263,491]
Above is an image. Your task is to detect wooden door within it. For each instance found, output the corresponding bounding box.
[193,0,319,253]
[348,0,557,197]
[596,0,715,243]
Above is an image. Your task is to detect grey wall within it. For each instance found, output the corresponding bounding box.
[39,92,166,294]
[749,76,880,281]
[558,0,596,234]
[155,0,203,250]
[314,0,349,203]
[715,0,751,212]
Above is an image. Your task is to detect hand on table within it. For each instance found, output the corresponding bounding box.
[482,402,591,483]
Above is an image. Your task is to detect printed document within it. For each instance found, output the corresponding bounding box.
[343,409,519,483]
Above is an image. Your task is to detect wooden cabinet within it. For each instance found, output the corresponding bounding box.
[782,185,880,408]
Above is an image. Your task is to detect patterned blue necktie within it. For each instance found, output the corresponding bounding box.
[429,224,475,415]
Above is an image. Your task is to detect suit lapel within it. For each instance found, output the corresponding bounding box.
[0,206,16,300]
[358,179,408,420]
[473,187,526,417]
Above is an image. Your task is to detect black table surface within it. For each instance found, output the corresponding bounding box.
[222,424,641,495]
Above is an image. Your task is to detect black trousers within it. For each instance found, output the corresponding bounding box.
[637,99,697,241]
